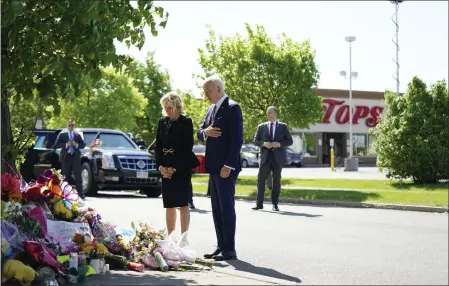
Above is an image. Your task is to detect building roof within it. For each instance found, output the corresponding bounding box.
[313,88,385,100]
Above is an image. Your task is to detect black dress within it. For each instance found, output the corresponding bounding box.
[155,115,200,208]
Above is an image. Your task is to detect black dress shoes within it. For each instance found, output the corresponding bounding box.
[204,248,222,259]
[272,205,279,211]
[213,254,237,261]
[252,205,263,210]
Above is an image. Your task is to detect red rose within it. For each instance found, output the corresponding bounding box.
[23,184,44,202]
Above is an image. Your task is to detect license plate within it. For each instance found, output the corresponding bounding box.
[136,171,148,179]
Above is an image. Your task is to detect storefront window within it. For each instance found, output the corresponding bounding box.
[353,134,367,156]
[290,134,304,154]
[368,134,376,156]
[304,133,317,156]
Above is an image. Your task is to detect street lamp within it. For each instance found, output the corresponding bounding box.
[341,36,359,171]
[390,0,404,96]
[339,70,358,157]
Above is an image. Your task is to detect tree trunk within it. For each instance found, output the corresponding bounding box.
[1,90,16,175]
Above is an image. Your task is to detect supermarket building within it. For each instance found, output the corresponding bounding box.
[291,88,386,166]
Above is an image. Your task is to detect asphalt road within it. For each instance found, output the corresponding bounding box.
[240,166,389,180]
[87,193,448,285]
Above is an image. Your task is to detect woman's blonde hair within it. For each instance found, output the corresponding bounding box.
[160,91,186,117]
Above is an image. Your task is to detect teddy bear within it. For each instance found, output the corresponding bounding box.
[2,259,38,286]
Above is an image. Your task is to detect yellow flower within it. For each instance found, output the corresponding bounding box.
[81,243,95,253]
[64,210,73,219]
[8,192,22,203]
[72,204,78,213]
[95,243,109,254]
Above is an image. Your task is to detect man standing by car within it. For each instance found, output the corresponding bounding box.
[253,107,293,211]
[52,119,86,198]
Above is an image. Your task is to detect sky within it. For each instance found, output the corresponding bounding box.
[115,1,448,97]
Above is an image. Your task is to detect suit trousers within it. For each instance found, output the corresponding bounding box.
[257,151,282,206]
[209,174,237,257]
[62,154,83,196]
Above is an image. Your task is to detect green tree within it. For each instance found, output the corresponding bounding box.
[47,67,148,132]
[8,91,50,170]
[373,77,449,183]
[128,52,172,144]
[181,92,209,142]
[197,23,323,142]
[1,0,168,174]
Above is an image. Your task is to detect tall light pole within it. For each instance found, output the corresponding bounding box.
[340,36,359,171]
[391,0,404,96]
[344,36,356,158]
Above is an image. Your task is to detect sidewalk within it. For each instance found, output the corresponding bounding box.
[80,267,301,285]
[192,191,449,214]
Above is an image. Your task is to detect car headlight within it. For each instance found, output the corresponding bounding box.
[102,154,116,169]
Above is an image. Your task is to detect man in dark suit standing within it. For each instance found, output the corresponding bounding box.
[52,119,86,198]
[253,107,293,211]
[197,75,243,261]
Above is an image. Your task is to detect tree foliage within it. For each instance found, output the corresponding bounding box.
[128,52,172,144]
[373,77,449,183]
[181,92,209,142]
[197,23,323,141]
[46,67,148,132]
[9,91,49,169]
[1,0,168,173]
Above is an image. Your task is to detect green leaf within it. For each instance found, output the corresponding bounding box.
[131,221,135,230]
[195,23,322,141]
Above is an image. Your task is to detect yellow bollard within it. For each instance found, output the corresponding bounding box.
[330,148,335,171]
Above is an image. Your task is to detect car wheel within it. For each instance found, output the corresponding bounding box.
[241,159,249,168]
[142,186,162,198]
[81,162,98,196]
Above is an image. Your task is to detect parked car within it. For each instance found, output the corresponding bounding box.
[192,144,206,155]
[192,144,206,173]
[285,147,304,167]
[20,128,162,198]
[241,144,259,168]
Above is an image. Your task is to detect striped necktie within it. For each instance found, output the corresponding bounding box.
[68,132,75,154]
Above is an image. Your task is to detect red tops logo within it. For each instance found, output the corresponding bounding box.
[322,99,384,127]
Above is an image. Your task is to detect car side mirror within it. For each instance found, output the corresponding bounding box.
[139,145,146,150]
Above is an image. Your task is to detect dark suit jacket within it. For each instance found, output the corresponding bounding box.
[155,116,200,174]
[52,130,86,162]
[197,97,244,176]
[253,121,293,165]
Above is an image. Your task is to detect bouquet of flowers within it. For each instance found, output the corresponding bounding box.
[128,221,165,259]
[1,173,22,202]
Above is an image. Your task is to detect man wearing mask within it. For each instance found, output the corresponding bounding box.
[253,107,293,211]
[53,119,86,198]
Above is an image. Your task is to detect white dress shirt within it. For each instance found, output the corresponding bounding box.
[268,120,277,139]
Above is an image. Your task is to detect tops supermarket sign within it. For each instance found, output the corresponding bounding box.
[322,98,384,128]
[294,97,386,134]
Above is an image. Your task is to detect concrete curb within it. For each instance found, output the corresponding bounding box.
[193,193,448,214]
[212,267,301,285]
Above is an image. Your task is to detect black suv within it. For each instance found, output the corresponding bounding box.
[20,128,162,198]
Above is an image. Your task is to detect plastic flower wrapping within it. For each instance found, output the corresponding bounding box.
[0,168,212,285]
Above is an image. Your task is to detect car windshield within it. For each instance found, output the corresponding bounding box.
[193,145,205,153]
[83,132,136,149]
[242,145,258,152]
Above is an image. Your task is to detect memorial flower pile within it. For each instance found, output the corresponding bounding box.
[1,169,212,285]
